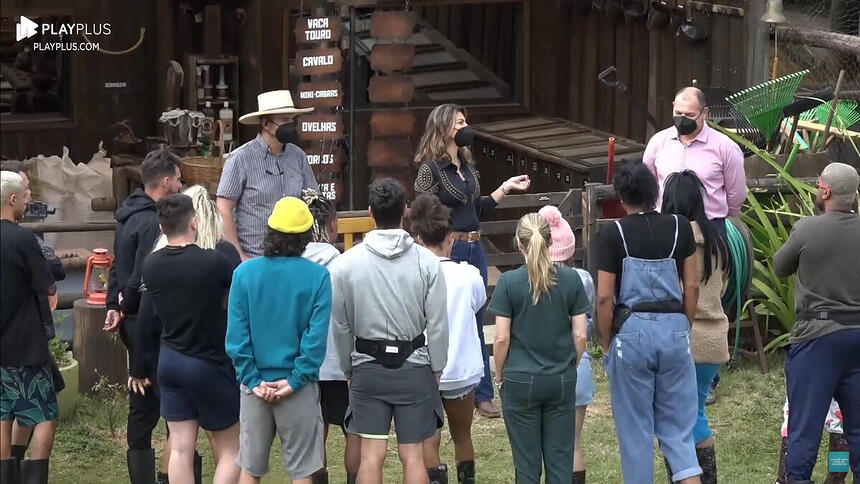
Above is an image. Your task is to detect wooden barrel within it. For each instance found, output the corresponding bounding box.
[73,299,128,393]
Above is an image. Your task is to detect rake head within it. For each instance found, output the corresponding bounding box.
[726,70,810,139]
[799,99,860,128]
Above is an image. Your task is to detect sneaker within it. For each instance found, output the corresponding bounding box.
[476,401,501,418]
[705,386,717,405]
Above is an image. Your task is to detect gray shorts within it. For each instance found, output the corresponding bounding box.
[345,362,444,444]
[237,383,324,479]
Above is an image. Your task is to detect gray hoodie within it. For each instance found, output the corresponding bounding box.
[330,229,448,376]
[302,242,345,381]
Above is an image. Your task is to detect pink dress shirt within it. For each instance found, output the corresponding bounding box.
[643,123,746,219]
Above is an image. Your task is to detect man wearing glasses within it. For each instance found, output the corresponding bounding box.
[643,86,746,241]
[217,90,319,260]
[773,162,860,484]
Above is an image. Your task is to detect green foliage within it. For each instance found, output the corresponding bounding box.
[90,373,126,439]
[710,123,817,351]
[50,313,72,367]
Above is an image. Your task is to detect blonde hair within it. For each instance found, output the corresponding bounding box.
[414,103,472,165]
[516,213,557,305]
[0,171,25,204]
[152,185,222,252]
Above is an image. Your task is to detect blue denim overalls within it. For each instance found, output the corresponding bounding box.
[606,215,702,483]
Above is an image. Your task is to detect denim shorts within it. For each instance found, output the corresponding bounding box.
[575,356,596,407]
[440,383,478,400]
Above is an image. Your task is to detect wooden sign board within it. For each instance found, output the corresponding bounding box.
[316,178,344,204]
[295,17,343,44]
[370,44,415,74]
[367,139,413,168]
[370,110,416,137]
[296,80,344,108]
[296,48,343,76]
[370,11,415,40]
[305,146,346,174]
[368,75,415,103]
[299,114,344,141]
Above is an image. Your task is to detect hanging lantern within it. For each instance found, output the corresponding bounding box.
[84,248,113,306]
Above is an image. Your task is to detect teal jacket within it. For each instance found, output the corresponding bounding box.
[226,255,332,391]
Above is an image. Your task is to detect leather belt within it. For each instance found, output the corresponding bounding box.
[452,231,481,243]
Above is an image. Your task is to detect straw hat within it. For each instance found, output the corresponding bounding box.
[238,90,314,125]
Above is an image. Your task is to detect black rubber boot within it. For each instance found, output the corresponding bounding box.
[312,470,330,483]
[573,469,586,484]
[777,436,788,484]
[456,460,475,483]
[824,433,848,484]
[156,471,169,484]
[20,459,49,484]
[10,445,27,461]
[1,458,20,484]
[696,445,717,484]
[347,473,357,484]
[428,464,449,484]
[193,451,202,484]
[127,448,157,484]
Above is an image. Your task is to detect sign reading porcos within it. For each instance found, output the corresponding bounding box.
[16,15,111,51]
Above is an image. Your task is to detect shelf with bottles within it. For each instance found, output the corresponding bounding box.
[184,54,239,145]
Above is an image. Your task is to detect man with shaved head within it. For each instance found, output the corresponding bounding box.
[774,162,860,483]
[643,86,746,240]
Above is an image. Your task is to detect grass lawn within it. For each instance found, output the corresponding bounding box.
[48,352,842,483]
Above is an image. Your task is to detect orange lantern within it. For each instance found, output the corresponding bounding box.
[84,248,113,306]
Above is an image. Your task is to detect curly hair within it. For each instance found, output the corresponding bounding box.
[302,189,337,243]
[408,194,451,247]
[262,228,312,257]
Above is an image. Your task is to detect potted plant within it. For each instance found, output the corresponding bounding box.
[50,320,79,419]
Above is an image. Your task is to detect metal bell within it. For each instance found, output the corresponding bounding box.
[760,0,786,24]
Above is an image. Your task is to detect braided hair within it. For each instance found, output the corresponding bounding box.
[302,188,337,243]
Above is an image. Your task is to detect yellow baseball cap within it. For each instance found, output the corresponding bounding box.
[267,197,314,233]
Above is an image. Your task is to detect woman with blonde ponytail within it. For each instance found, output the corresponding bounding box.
[487,213,589,484]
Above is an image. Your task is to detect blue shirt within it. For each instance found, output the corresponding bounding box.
[226,255,332,391]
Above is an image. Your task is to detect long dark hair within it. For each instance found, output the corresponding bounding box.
[661,170,728,282]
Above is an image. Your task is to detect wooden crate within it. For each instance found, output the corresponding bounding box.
[472,116,645,193]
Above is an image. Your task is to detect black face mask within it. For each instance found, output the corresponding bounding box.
[673,115,699,136]
[274,122,300,146]
[454,126,474,148]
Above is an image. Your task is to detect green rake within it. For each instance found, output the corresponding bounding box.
[799,100,860,149]
[727,70,810,143]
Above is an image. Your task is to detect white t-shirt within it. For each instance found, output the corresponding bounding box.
[437,258,486,391]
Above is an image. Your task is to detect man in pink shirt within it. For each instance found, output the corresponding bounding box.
[643,87,746,239]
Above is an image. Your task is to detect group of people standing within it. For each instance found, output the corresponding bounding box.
[1,84,858,484]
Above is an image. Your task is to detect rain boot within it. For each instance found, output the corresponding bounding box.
[347,473,357,484]
[193,452,202,484]
[10,445,27,461]
[456,460,475,484]
[824,433,848,484]
[428,464,449,484]
[777,436,788,484]
[573,469,586,484]
[156,471,169,484]
[127,448,157,484]
[696,445,717,484]
[20,459,49,484]
[1,458,20,484]
[312,470,330,483]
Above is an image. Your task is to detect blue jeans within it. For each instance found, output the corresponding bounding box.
[693,363,721,444]
[606,313,701,483]
[450,239,494,403]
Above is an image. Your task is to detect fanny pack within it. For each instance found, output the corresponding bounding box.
[797,310,860,325]
[612,300,685,336]
[354,334,426,369]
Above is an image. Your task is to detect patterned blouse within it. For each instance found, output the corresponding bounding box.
[414,155,497,232]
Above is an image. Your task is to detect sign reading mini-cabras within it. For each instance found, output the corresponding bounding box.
[296,48,343,76]
[298,114,344,141]
[294,16,343,44]
[296,80,344,109]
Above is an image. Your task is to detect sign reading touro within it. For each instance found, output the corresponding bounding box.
[294,17,343,44]
[296,80,344,109]
[298,114,344,141]
[296,48,343,76]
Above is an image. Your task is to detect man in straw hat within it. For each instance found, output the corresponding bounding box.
[217,90,319,260]
[226,196,332,483]
[774,162,860,484]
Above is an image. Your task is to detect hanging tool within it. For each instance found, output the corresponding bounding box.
[598,66,660,129]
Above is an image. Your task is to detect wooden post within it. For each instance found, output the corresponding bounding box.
[73,299,127,394]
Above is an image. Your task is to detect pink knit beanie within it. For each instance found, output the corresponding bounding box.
[538,205,575,262]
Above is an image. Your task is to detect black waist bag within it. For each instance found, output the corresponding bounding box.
[797,310,860,325]
[612,300,685,337]
[355,334,426,369]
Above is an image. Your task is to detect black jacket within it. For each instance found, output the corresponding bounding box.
[106,188,160,314]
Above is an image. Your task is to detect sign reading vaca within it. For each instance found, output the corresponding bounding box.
[296,80,344,109]
[294,16,343,44]
[298,114,344,141]
[296,48,343,76]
